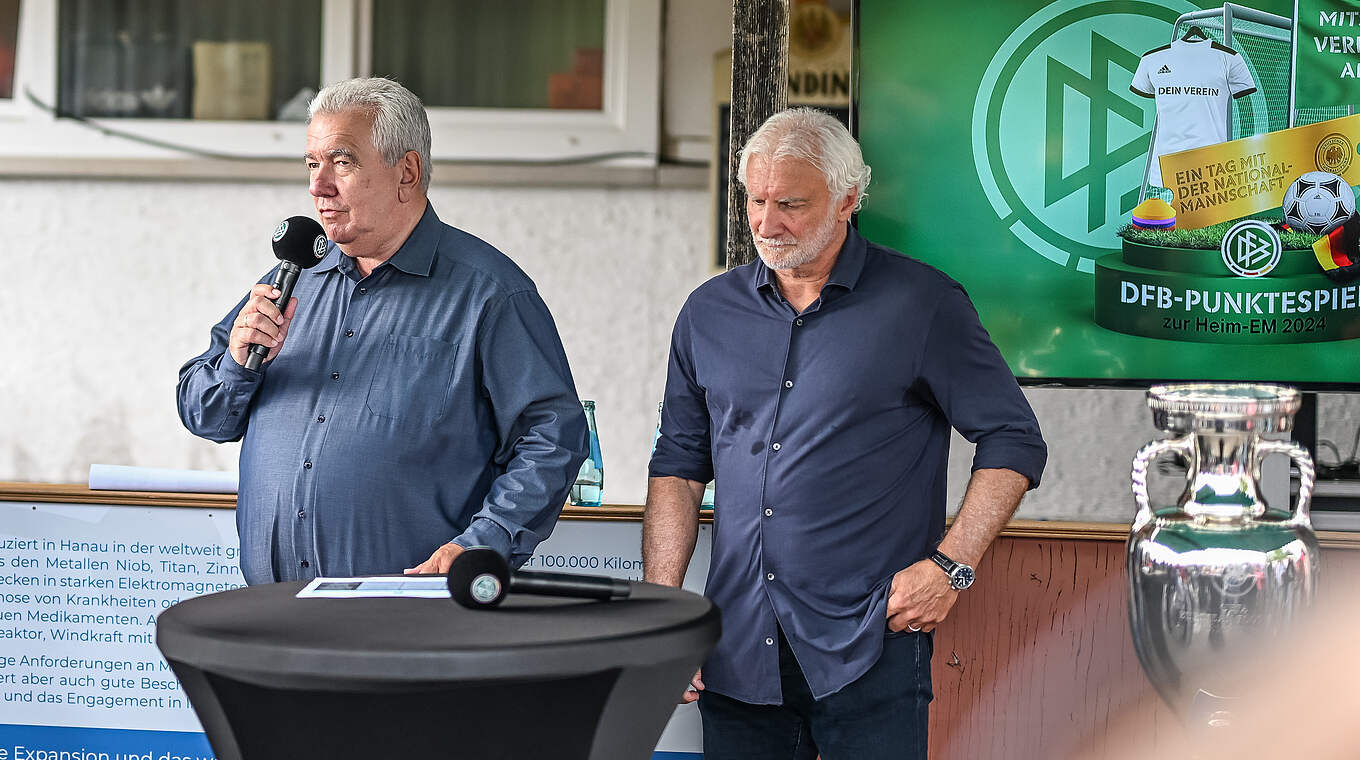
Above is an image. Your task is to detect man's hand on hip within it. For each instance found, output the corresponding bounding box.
[886,560,958,634]
[404,542,466,575]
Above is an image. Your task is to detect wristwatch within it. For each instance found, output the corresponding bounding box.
[929,549,975,591]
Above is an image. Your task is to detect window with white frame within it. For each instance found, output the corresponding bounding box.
[2,0,659,165]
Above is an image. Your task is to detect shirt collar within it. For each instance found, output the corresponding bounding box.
[753,223,868,298]
[311,202,441,278]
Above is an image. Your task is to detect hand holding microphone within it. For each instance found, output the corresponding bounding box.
[229,283,297,369]
[230,216,329,370]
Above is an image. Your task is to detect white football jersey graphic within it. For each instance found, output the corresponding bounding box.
[1131,38,1257,186]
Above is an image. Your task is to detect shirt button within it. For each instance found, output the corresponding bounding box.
[297,510,306,519]
[300,560,310,568]
[331,372,340,380]
[303,460,312,469]
[764,508,773,517]
[316,415,325,423]
[359,287,368,295]
[766,573,775,581]
[765,637,774,646]
[771,443,781,451]
[345,330,354,338]
[784,380,793,389]
[795,318,803,326]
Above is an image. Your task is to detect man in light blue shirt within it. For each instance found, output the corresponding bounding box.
[177,78,587,584]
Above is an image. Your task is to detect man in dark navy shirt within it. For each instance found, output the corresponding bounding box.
[178,78,587,584]
[644,108,1046,759]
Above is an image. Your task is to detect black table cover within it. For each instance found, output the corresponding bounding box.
[157,578,719,760]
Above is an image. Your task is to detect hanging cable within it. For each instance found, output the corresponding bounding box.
[24,86,661,166]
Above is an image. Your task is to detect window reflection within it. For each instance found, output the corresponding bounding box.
[57,0,320,120]
[371,0,606,110]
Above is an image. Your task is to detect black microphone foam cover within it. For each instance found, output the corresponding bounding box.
[271,216,329,269]
[447,547,511,609]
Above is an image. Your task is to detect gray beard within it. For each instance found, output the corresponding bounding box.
[756,242,822,271]
[753,211,841,271]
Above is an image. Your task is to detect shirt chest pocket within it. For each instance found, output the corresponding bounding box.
[364,334,460,422]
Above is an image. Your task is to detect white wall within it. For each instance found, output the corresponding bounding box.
[5,175,1359,521]
[662,0,733,161]
[0,178,711,506]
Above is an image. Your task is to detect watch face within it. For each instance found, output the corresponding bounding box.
[951,565,975,590]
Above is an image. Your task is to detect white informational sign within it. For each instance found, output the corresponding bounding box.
[531,518,713,759]
[296,576,453,598]
[87,465,238,494]
[0,500,711,760]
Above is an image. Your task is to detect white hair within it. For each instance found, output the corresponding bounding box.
[309,77,432,192]
[737,107,872,212]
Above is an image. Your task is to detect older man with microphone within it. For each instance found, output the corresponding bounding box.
[177,77,588,585]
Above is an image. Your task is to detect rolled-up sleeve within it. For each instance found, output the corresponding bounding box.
[919,283,1047,489]
[649,301,714,484]
[463,290,589,567]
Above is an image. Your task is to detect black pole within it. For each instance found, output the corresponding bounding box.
[1296,391,1318,465]
[727,0,789,270]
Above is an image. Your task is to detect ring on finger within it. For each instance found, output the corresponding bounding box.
[907,623,921,632]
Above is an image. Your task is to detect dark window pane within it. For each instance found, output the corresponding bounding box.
[371,0,605,110]
[0,0,17,99]
[57,0,321,120]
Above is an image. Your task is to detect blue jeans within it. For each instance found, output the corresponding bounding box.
[698,627,933,760]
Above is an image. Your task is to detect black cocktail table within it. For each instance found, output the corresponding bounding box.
[156,579,719,760]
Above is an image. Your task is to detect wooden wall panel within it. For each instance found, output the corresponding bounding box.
[930,536,1360,758]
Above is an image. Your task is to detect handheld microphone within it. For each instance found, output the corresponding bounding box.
[447,547,632,609]
[244,216,329,371]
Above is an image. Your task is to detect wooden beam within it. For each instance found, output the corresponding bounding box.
[726,0,789,269]
[6,483,1360,548]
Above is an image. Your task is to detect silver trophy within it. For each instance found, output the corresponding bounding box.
[1127,383,1318,731]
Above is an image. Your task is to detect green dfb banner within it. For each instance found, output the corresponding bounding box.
[857,0,1360,385]
[1294,0,1360,109]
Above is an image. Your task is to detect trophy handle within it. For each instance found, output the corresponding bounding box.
[1131,435,1193,529]
[1254,439,1315,524]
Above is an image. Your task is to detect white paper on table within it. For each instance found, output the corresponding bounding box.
[297,576,452,599]
[88,464,239,493]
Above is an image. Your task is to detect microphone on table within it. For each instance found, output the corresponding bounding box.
[447,547,632,609]
[243,216,329,371]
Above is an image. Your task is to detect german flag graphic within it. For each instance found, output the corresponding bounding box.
[1314,213,1360,282]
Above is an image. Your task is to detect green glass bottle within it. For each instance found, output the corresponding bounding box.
[570,400,604,506]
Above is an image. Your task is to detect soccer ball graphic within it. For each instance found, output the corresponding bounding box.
[1282,171,1356,235]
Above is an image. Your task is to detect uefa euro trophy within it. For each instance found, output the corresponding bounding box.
[1127,383,1319,732]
